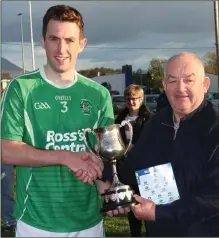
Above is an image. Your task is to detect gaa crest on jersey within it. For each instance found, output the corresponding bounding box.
[80,99,92,115]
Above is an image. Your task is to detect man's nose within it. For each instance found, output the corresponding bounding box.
[176,79,186,92]
[57,40,66,54]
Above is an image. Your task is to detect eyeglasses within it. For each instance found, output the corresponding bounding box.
[125,97,141,102]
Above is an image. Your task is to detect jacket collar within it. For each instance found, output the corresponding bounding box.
[162,99,207,126]
[179,99,207,122]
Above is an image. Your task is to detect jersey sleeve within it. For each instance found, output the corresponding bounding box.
[98,90,114,128]
[1,79,25,141]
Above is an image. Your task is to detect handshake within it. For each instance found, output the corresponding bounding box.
[65,151,156,221]
[62,121,157,221]
[65,151,104,185]
[63,145,156,221]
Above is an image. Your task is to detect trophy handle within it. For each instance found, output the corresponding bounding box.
[120,120,133,156]
[83,128,100,159]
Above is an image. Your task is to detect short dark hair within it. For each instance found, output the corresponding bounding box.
[42,5,84,39]
[101,82,112,91]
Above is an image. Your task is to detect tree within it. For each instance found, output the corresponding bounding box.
[204,52,217,75]
[147,58,167,89]
[132,68,143,85]
[1,72,11,79]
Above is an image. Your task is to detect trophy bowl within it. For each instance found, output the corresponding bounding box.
[83,121,137,212]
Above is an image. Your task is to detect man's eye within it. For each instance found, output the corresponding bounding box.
[50,38,58,41]
[185,79,194,84]
[66,39,74,43]
[168,80,177,84]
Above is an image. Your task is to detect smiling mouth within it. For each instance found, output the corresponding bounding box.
[55,56,68,61]
[176,95,188,99]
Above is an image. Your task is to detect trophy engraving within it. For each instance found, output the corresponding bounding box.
[83,120,137,212]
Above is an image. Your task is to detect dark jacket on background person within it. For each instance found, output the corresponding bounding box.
[116,104,152,237]
[156,91,170,113]
[117,100,219,237]
[116,104,152,145]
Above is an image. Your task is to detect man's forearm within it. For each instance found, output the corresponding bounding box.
[1,139,68,167]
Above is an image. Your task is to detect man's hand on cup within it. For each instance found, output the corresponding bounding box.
[131,195,156,221]
[105,207,130,217]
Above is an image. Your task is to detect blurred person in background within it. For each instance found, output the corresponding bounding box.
[101,82,112,92]
[115,84,153,237]
[1,165,16,233]
[1,82,16,233]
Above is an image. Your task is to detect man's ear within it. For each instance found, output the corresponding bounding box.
[203,76,210,94]
[40,35,45,49]
[162,79,167,92]
[78,38,87,53]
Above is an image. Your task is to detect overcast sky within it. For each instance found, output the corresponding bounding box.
[1,1,217,71]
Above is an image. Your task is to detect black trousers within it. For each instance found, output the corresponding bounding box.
[128,211,143,237]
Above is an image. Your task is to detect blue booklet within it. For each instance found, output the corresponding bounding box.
[135,162,180,204]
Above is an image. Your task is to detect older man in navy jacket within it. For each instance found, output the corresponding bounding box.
[108,52,219,237]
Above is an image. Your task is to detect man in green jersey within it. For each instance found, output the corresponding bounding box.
[1,5,114,237]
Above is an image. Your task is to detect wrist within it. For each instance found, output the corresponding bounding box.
[58,150,71,167]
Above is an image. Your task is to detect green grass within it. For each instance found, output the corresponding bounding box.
[1,228,15,237]
[105,216,146,237]
[104,216,131,237]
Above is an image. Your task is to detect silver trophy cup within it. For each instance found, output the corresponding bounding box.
[83,120,136,212]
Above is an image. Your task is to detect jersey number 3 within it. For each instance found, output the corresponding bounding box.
[60,101,68,113]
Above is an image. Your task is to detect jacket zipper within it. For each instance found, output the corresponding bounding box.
[173,123,180,140]
[162,122,180,140]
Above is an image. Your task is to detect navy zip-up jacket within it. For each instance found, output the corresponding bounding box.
[117,100,219,237]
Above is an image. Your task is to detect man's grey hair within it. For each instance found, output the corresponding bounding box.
[163,52,206,80]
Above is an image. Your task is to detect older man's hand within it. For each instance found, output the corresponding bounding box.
[131,194,156,221]
[105,207,130,217]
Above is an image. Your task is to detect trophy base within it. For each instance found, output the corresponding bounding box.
[101,184,137,212]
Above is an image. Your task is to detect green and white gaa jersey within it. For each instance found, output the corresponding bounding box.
[1,68,114,232]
